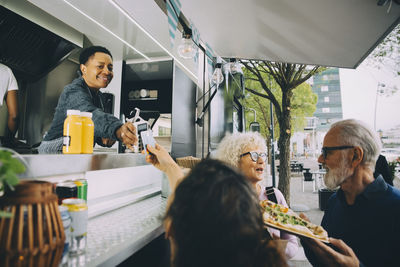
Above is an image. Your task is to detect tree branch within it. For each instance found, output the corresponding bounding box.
[245,87,270,99]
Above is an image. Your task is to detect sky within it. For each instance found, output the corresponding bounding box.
[339,64,400,131]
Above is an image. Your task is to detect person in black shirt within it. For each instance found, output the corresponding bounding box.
[374,154,393,185]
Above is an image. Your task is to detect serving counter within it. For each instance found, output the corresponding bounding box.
[17,153,169,266]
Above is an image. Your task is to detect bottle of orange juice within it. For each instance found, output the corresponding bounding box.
[63,110,82,154]
[81,112,94,154]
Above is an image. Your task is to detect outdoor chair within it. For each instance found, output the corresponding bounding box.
[302,168,316,192]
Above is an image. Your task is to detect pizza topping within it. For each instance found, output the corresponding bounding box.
[260,199,328,242]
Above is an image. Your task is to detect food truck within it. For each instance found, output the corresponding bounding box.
[0,0,398,265]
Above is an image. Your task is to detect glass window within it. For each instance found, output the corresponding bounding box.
[324,96,330,102]
[321,86,329,92]
[322,108,330,113]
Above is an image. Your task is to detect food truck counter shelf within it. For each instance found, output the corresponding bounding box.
[71,194,167,267]
[18,153,147,178]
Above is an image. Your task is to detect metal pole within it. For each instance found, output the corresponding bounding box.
[374,83,385,131]
[270,101,276,188]
[247,107,256,122]
[374,85,379,131]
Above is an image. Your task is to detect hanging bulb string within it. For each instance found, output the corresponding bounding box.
[168,1,217,65]
[196,83,216,105]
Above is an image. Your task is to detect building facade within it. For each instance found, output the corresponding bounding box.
[311,68,343,131]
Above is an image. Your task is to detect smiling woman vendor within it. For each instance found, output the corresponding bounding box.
[38,46,137,154]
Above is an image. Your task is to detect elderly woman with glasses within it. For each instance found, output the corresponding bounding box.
[215,132,299,259]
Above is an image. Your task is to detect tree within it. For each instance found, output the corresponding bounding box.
[243,71,317,163]
[364,24,400,76]
[240,61,323,204]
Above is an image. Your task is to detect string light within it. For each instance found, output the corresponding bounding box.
[177,31,197,59]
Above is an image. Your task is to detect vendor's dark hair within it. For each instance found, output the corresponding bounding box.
[167,159,287,267]
[79,46,113,65]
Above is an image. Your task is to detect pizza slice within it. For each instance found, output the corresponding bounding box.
[260,199,329,242]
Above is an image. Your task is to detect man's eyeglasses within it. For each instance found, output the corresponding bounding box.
[321,146,354,159]
[240,151,267,162]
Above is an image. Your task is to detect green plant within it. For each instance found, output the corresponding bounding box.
[388,161,398,180]
[0,149,26,217]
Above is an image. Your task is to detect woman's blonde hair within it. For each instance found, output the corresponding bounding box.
[215,132,267,168]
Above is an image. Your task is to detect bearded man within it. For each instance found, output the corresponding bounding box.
[302,119,400,267]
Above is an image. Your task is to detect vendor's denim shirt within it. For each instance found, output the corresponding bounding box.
[44,77,122,142]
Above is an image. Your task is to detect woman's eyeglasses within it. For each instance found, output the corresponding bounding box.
[240,151,267,162]
[321,146,354,159]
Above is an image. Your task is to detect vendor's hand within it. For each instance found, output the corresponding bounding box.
[116,122,138,150]
[101,138,116,147]
[302,238,359,267]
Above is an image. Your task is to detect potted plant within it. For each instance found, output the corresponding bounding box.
[0,148,65,266]
[0,148,25,217]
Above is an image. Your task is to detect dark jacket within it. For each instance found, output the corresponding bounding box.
[44,77,122,143]
[374,154,393,186]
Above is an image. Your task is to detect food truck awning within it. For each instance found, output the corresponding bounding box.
[17,0,399,71]
[179,0,399,68]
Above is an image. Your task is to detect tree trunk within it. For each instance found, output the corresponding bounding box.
[277,93,292,205]
[277,124,292,205]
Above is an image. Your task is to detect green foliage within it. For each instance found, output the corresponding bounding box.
[243,68,318,140]
[243,68,279,139]
[388,161,398,180]
[291,83,318,131]
[365,24,399,76]
[0,150,25,193]
[0,149,25,218]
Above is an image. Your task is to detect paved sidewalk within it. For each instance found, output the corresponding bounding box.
[286,157,322,267]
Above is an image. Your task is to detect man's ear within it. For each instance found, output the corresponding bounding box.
[352,146,363,166]
[80,64,86,75]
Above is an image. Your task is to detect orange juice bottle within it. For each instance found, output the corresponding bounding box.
[81,112,94,154]
[63,110,82,154]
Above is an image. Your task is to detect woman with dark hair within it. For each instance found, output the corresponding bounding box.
[146,144,287,267]
[39,46,137,153]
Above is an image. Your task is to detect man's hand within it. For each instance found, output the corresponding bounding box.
[302,237,359,267]
[299,213,310,222]
[116,122,138,150]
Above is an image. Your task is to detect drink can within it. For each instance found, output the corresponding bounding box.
[59,205,71,265]
[56,182,78,205]
[73,179,88,201]
[62,198,88,255]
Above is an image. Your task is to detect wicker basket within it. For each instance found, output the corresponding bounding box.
[0,180,65,267]
[176,156,202,169]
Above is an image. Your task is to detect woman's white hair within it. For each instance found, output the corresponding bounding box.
[330,119,381,171]
[215,132,267,168]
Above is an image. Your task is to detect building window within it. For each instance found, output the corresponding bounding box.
[322,75,328,81]
[324,96,329,102]
[321,86,328,92]
[322,108,330,113]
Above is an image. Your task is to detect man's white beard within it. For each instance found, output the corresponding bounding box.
[324,154,352,189]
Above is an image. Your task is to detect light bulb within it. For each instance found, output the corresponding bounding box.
[177,34,196,59]
[229,58,243,74]
[211,63,224,85]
